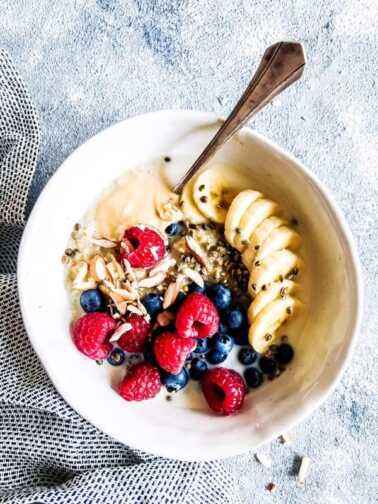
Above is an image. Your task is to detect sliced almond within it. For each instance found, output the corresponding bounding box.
[297,456,311,484]
[73,262,89,287]
[109,322,133,342]
[133,268,148,280]
[90,238,117,248]
[163,282,181,309]
[111,255,125,277]
[106,262,120,282]
[112,288,138,300]
[157,310,175,326]
[127,305,144,316]
[138,273,166,288]
[109,292,128,315]
[183,267,204,288]
[89,255,107,281]
[185,236,208,267]
[149,257,176,276]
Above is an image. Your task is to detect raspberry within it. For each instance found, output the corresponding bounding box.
[118,363,161,401]
[72,312,117,360]
[119,225,166,269]
[175,293,219,339]
[154,331,196,374]
[118,314,151,353]
[201,367,246,415]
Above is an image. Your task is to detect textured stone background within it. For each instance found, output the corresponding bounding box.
[1,0,377,502]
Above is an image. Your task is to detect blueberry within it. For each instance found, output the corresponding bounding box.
[142,293,163,316]
[170,291,186,312]
[211,333,234,355]
[207,284,232,311]
[244,367,264,388]
[189,358,208,380]
[107,348,125,366]
[165,221,184,236]
[206,349,227,364]
[276,343,294,364]
[232,329,249,346]
[187,282,206,294]
[163,368,189,392]
[238,346,258,365]
[259,356,277,375]
[80,289,105,313]
[193,337,209,355]
[225,306,247,330]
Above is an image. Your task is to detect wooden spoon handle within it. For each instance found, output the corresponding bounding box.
[173,41,306,193]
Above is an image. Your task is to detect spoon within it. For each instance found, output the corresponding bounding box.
[173,41,306,194]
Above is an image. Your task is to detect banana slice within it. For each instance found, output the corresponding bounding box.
[248,249,302,296]
[224,190,262,248]
[247,216,287,259]
[255,226,301,262]
[181,176,208,224]
[234,199,279,252]
[247,279,297,322]
[248,296,298,353]
[192,164,251,223]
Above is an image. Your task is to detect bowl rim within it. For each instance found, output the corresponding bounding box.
[18,109,363,460]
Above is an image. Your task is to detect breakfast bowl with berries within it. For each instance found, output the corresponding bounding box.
[18,110,361,460]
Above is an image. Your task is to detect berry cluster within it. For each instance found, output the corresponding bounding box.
[70,224,294,415]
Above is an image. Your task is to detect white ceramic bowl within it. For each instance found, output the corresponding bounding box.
[18,110,362,461]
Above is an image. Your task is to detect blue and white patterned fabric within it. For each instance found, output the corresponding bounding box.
[0,50,242,504]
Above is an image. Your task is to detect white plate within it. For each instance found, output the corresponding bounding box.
[18,110,362,461]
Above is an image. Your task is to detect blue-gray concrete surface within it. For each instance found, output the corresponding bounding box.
[1,1,377,502]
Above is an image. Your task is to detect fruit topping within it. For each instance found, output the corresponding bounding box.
[72,312,117,360]
[118,362,161,401]
[201,367,246,415]
[175,292,219,339]
[119,225,166,269]
[117,314,151,353]
[154,331,196,374]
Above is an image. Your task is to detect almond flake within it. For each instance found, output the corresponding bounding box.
[88,255,107,281]
[73,262,89,287]
[133,268,148,280]
[185,236,208,267]
[297,456,311,484]
[112,288,138,300]
[109,322,133,342]
[149,257,176,276]
[163,282,180,309]
[127,305,144,316]
[157,310,175,326]
[106,262,120,282]
[138,273,166,288]
[183,267,204,288]
[90,238,117,248]
[109,292,128,315]
[254,452,272,468]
